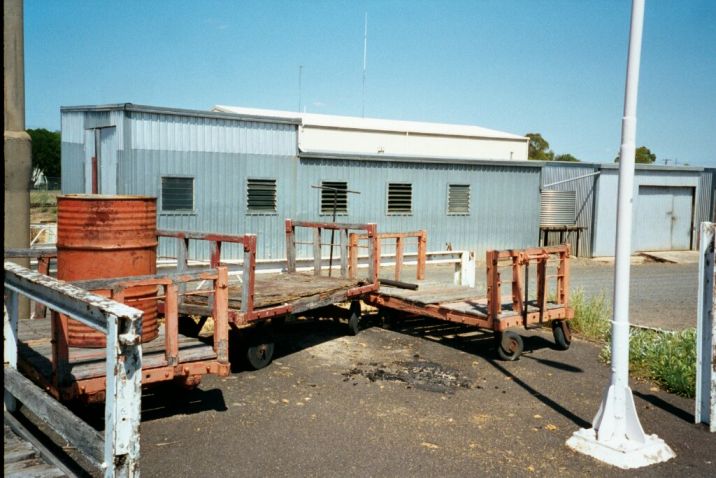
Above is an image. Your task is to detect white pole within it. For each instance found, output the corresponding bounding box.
[362,12,368,118]
[566,0,675,468]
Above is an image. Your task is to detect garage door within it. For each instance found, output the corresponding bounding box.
[634,186,694,251]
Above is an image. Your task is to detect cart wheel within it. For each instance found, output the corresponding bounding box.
[348,300,362,336]
[246,341,275,370]
[380,308,396,329]
[552,320,572,350]
[495,330,524,361]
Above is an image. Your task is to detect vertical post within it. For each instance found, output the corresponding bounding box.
[394,237,403,282]
[285,220,296,273]
[567,0,674,467]
[104,312,142,477]
[241,236,256,315]
[367,224,378,284]
[537,257,547,316]
[164,283,178,366]
[210,240,222,269]
[339,228,349,279]
[313,228,322,276]
[51,310,70,389]
[417,231,427,281]
[561,244,571,306]
[33,256,51,319]
[348,233,358,279]
[486,251,501,325]
[176,236,189,301]
[4,289,19,412]
[213,267,229,364]
[696,222,715,431]
[511,255,524,316]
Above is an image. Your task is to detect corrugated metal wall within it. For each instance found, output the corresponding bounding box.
[295,157,541,259]
[540,164,598,257]
[60,109,126,194]
[118,110,298,261]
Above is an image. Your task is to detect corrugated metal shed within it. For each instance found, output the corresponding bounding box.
[540,163,599,257]
[592,164,708,256]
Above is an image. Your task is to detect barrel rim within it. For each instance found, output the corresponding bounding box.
[58,194,157,201]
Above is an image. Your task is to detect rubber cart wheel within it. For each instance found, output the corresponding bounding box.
[552,320,572,350]
[495,330,524,361]
[246,341,274,370]
[348,300,362,336]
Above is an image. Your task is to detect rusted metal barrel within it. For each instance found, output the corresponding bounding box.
[57,195,159,347]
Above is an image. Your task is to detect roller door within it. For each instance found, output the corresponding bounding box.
[634,186,694,251]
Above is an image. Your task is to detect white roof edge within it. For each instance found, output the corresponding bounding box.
[213,105,527,141]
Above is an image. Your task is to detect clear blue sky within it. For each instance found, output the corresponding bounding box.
[25,0,715,166]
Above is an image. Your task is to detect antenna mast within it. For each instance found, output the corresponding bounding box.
[362,13,368,118]
[298,65,303,113]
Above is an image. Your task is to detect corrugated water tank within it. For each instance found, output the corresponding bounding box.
[540,190,576,226]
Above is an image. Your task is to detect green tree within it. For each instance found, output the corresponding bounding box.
[526,132,554,161]
[614,145,656,164]
[554,153,580,162]
[27,128,61,182]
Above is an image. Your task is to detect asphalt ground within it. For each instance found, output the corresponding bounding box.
[135,318,714,477]
[13,259,711,476]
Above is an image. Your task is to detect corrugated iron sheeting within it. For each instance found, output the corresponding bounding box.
[541,164,598,257]
[698,170,715,247]
[295,158,541,259]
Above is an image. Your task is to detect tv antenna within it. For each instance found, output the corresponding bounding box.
[362,12,368,117]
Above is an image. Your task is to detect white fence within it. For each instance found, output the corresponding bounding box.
[696,222,716,432]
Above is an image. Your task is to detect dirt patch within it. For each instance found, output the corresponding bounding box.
[343,358,474,394]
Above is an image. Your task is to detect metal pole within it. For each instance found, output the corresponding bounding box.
[567,0,675,467]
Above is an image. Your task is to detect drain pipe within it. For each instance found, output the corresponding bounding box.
[566,0,675,468]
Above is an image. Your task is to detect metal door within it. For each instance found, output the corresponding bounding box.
[83,126,117,194]
[634,186,694,251]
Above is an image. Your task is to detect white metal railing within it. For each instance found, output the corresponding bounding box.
[696,222,715,432]
[4,261,143,476]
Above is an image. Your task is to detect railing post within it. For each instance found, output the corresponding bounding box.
[213,267,229,364]
[241,236,256,315]
[339,229,349,279]
[511,255,524,316]
[285,220,296,273]
[417,231,427,281]
[4,289,19,412]
[394,237,403,281]
[210,240,222,269]
[486,251,501,325]
[368,224,379,284]
[51,310,70,390]
[313,228,322,276]
[103,312,142,477]
[348,233,358,279]
[164,283,179,366]
[34,256,51,319]
[176,236,189,301]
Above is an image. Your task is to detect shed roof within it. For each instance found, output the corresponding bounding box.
[213,105,527,141]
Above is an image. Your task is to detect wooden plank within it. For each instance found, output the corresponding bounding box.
[4,413,73,477]
[4,369,103,468]
[313,228,322,276]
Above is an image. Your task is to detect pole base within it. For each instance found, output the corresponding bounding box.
[567,428,675,469]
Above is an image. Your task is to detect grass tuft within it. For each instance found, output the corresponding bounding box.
[568,288,696,398]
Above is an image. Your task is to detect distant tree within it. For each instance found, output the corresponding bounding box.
[526,132,554,161]
[27,128,61,182]
[614,145,656,164]
[554,153,580,162]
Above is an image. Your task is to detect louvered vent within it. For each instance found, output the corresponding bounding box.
[387,183,412,215]
[247,178,277,213]
[161,177,194,212]
[448,184,470,215]
[320,181,348,215]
